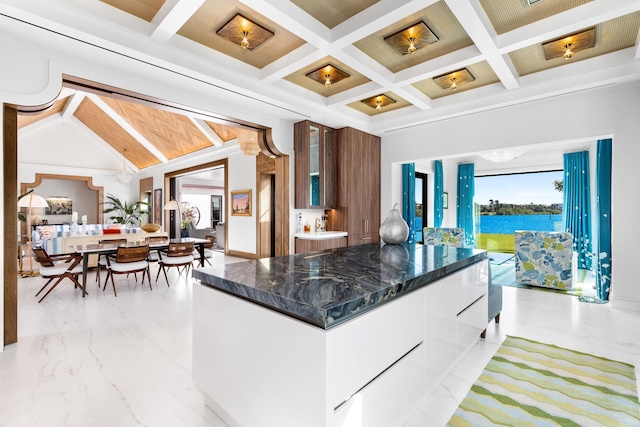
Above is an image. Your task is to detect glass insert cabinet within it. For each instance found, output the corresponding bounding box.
[294,120,335,209]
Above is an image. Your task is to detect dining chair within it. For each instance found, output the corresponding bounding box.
[104,245,151,296]
[32,247,85,303]
[96,238,128,287]
[156,241,194,285]
[193,235,215,267]
[145,236,167,265]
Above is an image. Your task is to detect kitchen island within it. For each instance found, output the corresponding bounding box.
[193,243,488,427]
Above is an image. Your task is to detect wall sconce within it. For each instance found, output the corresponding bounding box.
[237,128,261,156]
[433,68,475,91]
[361,94,396,112]
[542,27,595,60]
[306,64,350,88]
[384,21,438,55]
[217,14,274,50]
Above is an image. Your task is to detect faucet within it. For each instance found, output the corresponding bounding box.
[315,217,324,233]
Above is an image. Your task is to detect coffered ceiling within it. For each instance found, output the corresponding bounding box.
[6,0,640,170]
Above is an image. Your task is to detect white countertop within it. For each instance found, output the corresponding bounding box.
[294,231,348,240]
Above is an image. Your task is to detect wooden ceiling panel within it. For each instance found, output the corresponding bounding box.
[206,122,238,142]
[99,96,213,160]
[73,98,160,169]
[479,0,591,35]
[353,1,473,73]
[412,61,500,99]
[346,91,412,116]
[283,56,371,97]
[509,12,640,77]
[177,0,306,69]
[290,0,380,29]
[18,97,69,129]
[100,0,166,22]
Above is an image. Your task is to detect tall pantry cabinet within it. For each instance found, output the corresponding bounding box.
[334,127,381,246]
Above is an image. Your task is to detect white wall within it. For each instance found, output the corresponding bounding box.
[0,27,301,348]
[381,83,640,312]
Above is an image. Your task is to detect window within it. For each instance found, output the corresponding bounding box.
[415,172,428,243]
[475,170,563,252]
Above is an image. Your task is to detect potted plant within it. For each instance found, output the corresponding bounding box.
[103,193,148,227]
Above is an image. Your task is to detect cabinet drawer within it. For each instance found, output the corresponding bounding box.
[334,288,425,406]
[457,294,487,357]
[455,260,489,314]
[335,343,426,427]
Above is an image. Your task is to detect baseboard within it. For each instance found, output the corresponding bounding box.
[226,249,258,259]
[611,296,640,312]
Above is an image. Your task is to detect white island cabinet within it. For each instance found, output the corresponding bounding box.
[193,244,488,427]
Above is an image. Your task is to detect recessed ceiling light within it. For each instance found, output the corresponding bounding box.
[433,68,475,91]
[384,21,438,55]
[361,94,396,112]
[306,64,350,87]
[216,14,273,50]
[542,27,596,60]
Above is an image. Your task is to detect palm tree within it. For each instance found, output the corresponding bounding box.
[102,194,148,226]
[554,180,564,192]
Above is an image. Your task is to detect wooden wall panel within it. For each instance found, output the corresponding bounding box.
[4,104,18,346]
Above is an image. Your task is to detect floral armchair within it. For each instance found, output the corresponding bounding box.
[514,231,576,289]
[423,227,467,247]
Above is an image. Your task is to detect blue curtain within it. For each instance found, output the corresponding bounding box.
[433,160,444,228]
[595,139,612,300]
[402,163,416,244]
[563,151,592,270]
[456,163,475,247]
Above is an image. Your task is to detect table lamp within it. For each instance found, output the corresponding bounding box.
[17,193,49,276]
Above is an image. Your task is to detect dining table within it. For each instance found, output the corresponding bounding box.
[72,237,210,297]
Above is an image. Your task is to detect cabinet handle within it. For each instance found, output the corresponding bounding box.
[362,236,372,240]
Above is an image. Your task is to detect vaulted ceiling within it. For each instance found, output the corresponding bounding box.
[7,0,640,171]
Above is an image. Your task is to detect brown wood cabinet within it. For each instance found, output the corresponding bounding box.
[334,127,381,246]
[294,121,335,209]
[294,237,347,253]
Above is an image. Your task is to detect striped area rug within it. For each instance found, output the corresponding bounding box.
[447,336,640,426]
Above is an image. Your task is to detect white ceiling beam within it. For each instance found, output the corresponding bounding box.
[498,0,640,53]
[260,43,325,84]
[393,85,433,111]
[394,45,483,86]
[326,81,385,107]
[85,93,169,164]
[191,118,224,147]
[60,91,85,120]
[330,0,438,48]
[150,0,205,43]
[445,0,519,90]
[240,0,331,48]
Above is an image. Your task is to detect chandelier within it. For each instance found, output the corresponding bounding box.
[116,151,132,184]
[237,129,261,156]
[479,148,526,163]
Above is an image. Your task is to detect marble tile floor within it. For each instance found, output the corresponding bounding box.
[403,287,640,427]
[2,255,639,427]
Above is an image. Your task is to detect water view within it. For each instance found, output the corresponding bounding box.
[478,214,562,234]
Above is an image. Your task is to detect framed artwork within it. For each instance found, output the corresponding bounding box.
[45,198,72,215]
[443,192,449,209]
[153,189,163,225]
[231,189,252,216]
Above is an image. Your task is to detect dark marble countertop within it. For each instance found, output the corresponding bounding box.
[193,243,487,330]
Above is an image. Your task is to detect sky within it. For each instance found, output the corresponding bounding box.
[475,170,564,205]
